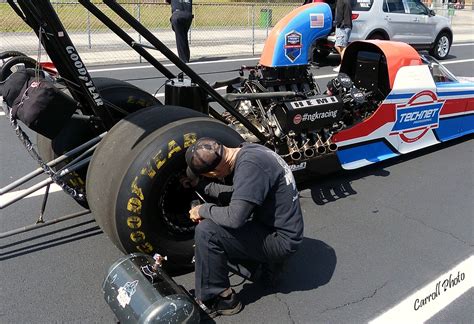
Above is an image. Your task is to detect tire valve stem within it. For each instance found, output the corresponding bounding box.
[191,244,196,264]
[152,253,168,270]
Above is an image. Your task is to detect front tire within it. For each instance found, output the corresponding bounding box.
[87,114,244,272]
[430,32,451,60]
[0,55,37,81]
[367,33,386,40]
[37,78,161,208]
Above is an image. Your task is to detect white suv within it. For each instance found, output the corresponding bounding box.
[349,0,453,59]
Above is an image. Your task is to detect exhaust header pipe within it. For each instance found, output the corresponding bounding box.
[326,140,338,152]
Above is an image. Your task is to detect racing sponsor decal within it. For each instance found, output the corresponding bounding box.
[289,161,306,172]
[293,114,302,125]
[66,46,103,106]
[302,110,338,122]
[310,13,324,28]
[117,280,138,308]
[284,30,302,63]
[290,96,338,109]
[390,91,444,143]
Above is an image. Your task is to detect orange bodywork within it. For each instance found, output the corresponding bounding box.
[357,40,422,88]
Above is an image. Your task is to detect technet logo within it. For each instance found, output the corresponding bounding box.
[302,110,338,122]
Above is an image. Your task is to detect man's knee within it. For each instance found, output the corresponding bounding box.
[194,219,219,241]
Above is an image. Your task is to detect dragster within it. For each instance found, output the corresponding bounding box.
[1,1,473,274]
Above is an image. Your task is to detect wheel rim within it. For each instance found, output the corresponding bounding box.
[437,36,450,58]
[159,172,196,235]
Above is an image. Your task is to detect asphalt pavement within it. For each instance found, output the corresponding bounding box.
[0,44,473,323]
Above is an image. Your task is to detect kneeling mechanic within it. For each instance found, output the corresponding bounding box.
[184,137,304,318]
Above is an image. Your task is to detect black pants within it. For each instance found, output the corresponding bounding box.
[194,219,291,301]
[171,11,193,63]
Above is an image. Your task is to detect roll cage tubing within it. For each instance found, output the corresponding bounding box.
[7,0,268,143]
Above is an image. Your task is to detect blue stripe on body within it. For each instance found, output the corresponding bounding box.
[386,93,413,100]
[436,114,474,141]
[337,141,399,165]
[435,82,474,88]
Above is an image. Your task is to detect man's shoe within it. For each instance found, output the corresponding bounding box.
[199,290,242,318]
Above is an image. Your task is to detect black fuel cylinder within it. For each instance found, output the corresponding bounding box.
[164,75,209,114]
[103,253,200,324]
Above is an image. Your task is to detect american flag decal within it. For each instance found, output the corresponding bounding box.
[310,13,324,28]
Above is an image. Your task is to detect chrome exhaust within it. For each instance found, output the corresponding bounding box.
[287,132,302,161]
[303,146,315,158]
[314,134,327,155]
[326,140,338,152]
[290,148,302,161]
[315,143,326,155]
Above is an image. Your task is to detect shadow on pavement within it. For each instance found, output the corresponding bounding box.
[237,238,337,306]
[300,134,473,207]
[0,222,102,261]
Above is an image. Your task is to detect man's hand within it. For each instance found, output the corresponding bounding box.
[189,204,203,223]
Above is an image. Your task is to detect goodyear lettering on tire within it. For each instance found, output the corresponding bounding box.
[124,133,197,253]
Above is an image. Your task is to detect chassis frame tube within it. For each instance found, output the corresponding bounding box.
[0,157,91,209]
[0,210,91,239]
[78,0,176,80]
[12,0,113,129]
[0,132,106,195]
[101,0,268,143]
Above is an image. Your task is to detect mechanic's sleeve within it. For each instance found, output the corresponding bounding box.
[198,160,271,228]
[199,199,256,229]
[196,181,233,204]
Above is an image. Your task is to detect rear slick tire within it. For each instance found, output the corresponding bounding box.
[87,116,244,273]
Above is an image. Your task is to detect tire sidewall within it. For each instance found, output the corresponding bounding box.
[114,119,244,268]
[432,33,451,59]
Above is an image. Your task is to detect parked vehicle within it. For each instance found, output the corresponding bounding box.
[314,0,453,60]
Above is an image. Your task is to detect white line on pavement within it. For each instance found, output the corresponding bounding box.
[442,58,474,65]
[369,255,473,323]
[87,57,474,75]
[0,184,63,205]
[87,42,474,74]
[452,43,474,47]
[88,57,259,73]
[0,111,4,116]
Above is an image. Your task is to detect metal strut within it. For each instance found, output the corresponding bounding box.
[0,210,91,239]
[97,0,268,143]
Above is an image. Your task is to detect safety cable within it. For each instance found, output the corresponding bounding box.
[6,105,86,201]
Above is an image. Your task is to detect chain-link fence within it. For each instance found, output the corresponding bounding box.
[0,1,302,64]
[0,1,472,65]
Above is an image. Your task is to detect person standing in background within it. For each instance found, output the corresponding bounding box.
[333,0,352,72]
[166,0,193,63]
